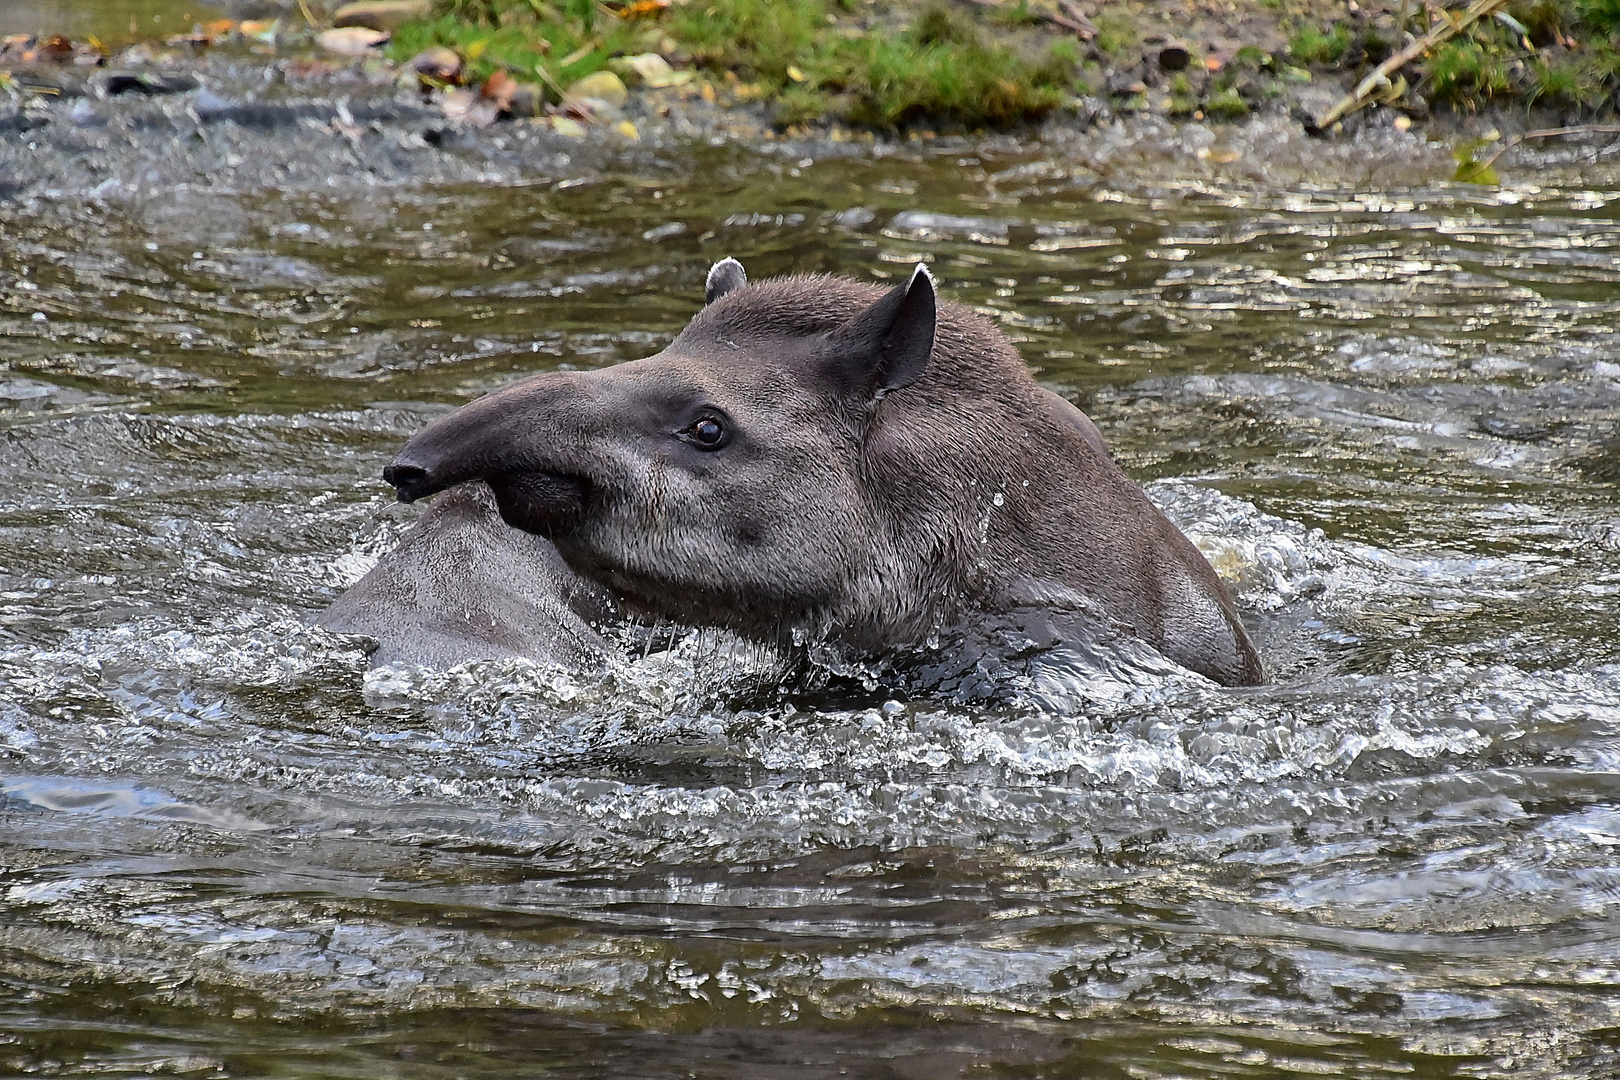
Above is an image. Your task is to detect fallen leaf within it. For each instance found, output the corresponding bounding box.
[240,19,279,42]
[786,64,806,83]
[1452,131,1501,186]
[624,52,678,87]
[317,27,388,56]
[40,35,74,61]
[482,68,518,109]
[618,0,671,18]
[615,118,639,139]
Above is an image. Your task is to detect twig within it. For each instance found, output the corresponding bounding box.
[1312,0,1509,132]
[297,0,320,29]
[1475,124,1620,173]
[955,0,1095,40]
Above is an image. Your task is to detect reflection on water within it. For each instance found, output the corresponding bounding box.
[2,137,1620,1078]
[0,0,230,44]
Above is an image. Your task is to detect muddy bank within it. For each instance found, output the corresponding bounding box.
[4,46,1620,207]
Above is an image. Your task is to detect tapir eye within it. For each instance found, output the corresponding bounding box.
[684,416,726,449]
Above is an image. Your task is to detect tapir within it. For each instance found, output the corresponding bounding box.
[320,259,1263,687]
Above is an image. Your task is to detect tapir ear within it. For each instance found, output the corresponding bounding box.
[829,263,936,399]
[705,257,747,304]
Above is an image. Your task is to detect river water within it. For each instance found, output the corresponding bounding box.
[2,114,1620,1077]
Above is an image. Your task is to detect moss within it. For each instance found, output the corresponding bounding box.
[1428,38,1512,105]
[773,83,834,124]
[1233,45,1272,69]
[911,4,975,47]
[1289,23,1351,64]
[1204,86,1249,120]
[987,0,1045,28]
[1092,12,1140,57]
[1032,38,1081,89]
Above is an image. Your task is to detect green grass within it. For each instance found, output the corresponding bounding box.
[388,9,641,93]
[669,0,1075,128]
[1092,11,1139,57]
[393,0,1078,128]
[1508,0,1568,44]
[393,0,1620,129]
[1577,0,1620,36]
[1427,38,1512,105]
[1527,55,1582,104]
[1204,87,1249,120]
[1289,23,1351,64]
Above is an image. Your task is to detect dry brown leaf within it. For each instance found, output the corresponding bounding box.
[481,69,518,110]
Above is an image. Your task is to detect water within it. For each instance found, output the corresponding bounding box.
[2,119,1620,1077]
[0,0,231,45]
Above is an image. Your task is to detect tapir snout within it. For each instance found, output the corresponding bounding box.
[380,373,598,534]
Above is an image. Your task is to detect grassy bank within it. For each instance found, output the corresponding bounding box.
[387,0,1620,131]
[391,0,1080,128]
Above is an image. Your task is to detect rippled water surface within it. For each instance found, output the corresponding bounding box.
[3,134,1620,1078]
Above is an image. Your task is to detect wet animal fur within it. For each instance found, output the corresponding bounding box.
[338,262,1262,686]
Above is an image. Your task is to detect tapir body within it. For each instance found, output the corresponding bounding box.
[322,261,1263,687]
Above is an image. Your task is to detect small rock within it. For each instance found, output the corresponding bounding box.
[508,82,544,118]
[442,87,498,128]
[333,0,433,32]
[406,45,460,82]
[551,116,587,138]
[68,97,99,125]
[568,70,627,110]
[317,27,388,57]
[98,71,199,97]
[622,52,679,88]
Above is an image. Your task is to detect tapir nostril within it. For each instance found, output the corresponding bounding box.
[383,463,431,502]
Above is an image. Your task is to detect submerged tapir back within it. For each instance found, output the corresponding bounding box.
[360,260,1262,686]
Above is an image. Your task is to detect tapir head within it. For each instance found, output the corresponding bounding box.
[383,259,939,637]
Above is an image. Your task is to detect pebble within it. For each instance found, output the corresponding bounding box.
[405,46,461,82]
[332,0,433,32]
[317,27,389,57]
[568,70,627,110]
